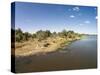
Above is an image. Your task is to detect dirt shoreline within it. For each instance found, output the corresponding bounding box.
[13,37,81,57]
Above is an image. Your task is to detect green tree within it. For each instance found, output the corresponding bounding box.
[15,28,23,42]
[58,29,67,38]
[67,31,75,39]
[51,32,57,37]
[36,30,45,41]
[32,33,36,38]
[36,30,51,41]
[45,30,51,37]
[23,32,31,41]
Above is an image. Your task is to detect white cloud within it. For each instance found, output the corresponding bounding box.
[84,20,91,24]
[73,7,80,11]
[70,15,75,18]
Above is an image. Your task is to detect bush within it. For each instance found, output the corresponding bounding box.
[36,30,51,41]
[15,28,23,42]
[15,28,32,42]
[15,28,82,42]
[23,32,31,41]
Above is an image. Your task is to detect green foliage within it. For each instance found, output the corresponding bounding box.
[15,28,23,42]
[15,28,83,42]
[23,32,31,41]
[67,31,75,38]
[15,28,32,42]
[32,34,36,38]
[45,30,51,37]
[51,32,57,37]
[16,28,22,34]
[36,30,51,41]
[62,29,67,36]
[58,29,67,38]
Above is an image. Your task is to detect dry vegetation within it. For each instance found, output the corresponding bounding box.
[11,28,83,56]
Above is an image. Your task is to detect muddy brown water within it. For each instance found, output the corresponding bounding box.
[15,35,97,73]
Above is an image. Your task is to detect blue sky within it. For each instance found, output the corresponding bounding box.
[14,2,97,34]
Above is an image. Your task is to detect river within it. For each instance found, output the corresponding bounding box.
[15,35,97,73]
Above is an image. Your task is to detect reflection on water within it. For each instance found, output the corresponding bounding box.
[15,35,97,73]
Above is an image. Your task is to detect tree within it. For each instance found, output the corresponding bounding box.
[67,31,75,39]
[36,30,51,41]
[45,30,51,37]
[23,32,31,41]
[58,29,67,38]
[51,32,57,37]
[15,28,32,42]
[36,30,45,41]
[15,28,23,42]
[32,33,36,38]
[62,29,67,36]
[16,28,22,34]
[15,28,82,42]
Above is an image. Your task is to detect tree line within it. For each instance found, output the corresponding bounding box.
[15,28,82,42]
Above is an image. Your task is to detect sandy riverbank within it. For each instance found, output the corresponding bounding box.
[12,36,81,57]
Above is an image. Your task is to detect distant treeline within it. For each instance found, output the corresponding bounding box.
[12,28,83,42]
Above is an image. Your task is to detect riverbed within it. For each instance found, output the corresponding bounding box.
[15,35,97,73]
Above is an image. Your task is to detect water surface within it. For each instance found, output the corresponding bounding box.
[15,35,97,73]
